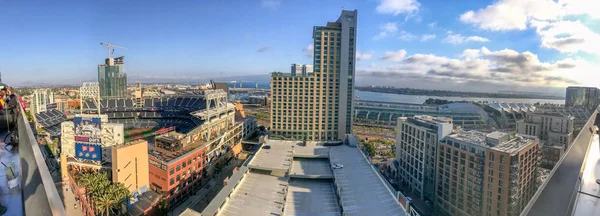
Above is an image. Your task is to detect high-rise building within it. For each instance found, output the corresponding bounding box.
[435,131,540,216]
[31,88,55,114]
[565,86,600,111]
[98,56,127,99]
[270,10,357,140]
[302,64,313,75]
[517,112,574,168]
[396,116,452,203]
[290,64,314,76]
[291,63,303,76]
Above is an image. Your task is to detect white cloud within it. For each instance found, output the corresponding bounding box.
[302,44,313,57]
[356,51,374,61]
[360,47,596,88]
[398,31,417,41]
[459,0,562,31]
[428,22,436,28]
[442,33,489,44]
[421,34,436,41]
[376,0,420,16]
[459,0,599,31]
[531,20,600,54]
[380,49,408,62]
[261,0,281,10]
[466,36,490,42]
[374,22,399,40]
[458,0,600,55]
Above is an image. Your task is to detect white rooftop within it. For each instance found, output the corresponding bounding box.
[329,145,405,216]
[449,130,537,154]
[218,172,288,216]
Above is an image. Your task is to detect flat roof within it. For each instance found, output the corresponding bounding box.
[248,141,294,171]
[284,179,341,216]
[448,130,537,154]
[290,158,333,178]
[218,171,289,216]
[413,115,452,124]
[329,145,405,216]
[150,122,243,163]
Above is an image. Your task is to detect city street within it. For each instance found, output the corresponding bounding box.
[171,158,242,215]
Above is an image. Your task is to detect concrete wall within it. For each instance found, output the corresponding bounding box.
[111,140,150,193]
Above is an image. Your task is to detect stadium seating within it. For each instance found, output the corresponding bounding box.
[35,109,67,136]
[81,96,209,133]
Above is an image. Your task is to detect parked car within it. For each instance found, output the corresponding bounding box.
[332,164,344,169]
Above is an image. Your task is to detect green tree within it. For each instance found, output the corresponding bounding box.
[96,193,114,216]
[157,198,169,215]
[25,111,34,122]
[364,143,376,156]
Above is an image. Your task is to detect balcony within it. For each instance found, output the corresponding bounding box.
[521,107,600,216]
[0,103,67,215]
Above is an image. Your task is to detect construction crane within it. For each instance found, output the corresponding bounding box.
[100,41,127,59]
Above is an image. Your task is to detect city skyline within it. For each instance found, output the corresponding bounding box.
[1,0,599,93]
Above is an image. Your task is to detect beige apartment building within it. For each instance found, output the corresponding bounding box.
[111,139,150,193]
[270,10,357,141]
[517,112,574,168]
[396,116,453,203]
[436,131,540,216]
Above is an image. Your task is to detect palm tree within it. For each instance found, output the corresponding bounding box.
[95,193,114,216]
[110,183,131,215]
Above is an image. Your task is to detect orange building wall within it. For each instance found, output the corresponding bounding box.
[111,140,150,193]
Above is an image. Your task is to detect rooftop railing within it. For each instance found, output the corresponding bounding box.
[10,101,67,215]
[521,107,600,216]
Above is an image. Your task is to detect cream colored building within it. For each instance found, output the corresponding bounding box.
[270,10,357,141]
[517,112,574,168]
[396,116,452,203]
[111,139,150,193]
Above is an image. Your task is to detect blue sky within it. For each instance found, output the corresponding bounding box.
[0,0,598,94]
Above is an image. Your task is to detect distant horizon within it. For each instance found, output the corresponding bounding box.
[1,0,598,94]
[16,78,569,98]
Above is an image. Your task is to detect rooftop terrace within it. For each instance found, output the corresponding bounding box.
[522,107,600,216]
[448,130,538,154]
[1,101,67,215]
[150,122,242,163]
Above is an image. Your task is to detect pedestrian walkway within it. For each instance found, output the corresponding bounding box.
[171,159,242,215]
[56,183,84,216]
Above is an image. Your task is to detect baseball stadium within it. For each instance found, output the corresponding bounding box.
[80,95,219,142]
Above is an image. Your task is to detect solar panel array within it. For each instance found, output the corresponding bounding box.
[81,97,210,133]
[35,109,67,136]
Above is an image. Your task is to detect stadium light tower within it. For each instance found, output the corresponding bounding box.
[100,41,127,59]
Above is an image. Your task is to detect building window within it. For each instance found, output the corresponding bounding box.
[170,168,174,175]
[176,165,181,172]
[170,178,174,186]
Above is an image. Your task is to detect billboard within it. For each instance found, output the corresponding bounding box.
[46,103,57,110]
[74,116,103,161]
[75,143,102,161]
[74,116,102,140]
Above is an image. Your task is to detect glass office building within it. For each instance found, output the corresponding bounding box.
[98,56,127,99]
